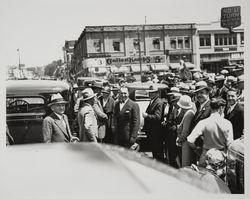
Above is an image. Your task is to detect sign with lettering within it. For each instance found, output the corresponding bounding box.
[221,6,241,28]
[106,55,166,66]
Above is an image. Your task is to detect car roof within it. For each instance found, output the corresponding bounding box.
[125,82,168,90]
[3,143,207,198]
[6,80,70,96]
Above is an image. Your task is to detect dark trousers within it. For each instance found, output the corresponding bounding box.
[164,126,180,168]
[147,129,164,162]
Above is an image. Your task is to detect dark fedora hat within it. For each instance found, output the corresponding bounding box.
[48,93,68,107]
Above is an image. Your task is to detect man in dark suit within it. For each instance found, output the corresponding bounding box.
[142,85,164,162]
[43,93,79,143]
[101,86,115,144]
[191,81,212,162]
[224,88,244,139]
[112,87,140,148]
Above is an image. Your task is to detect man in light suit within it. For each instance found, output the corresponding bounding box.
[91,82,108,142]
[78,88,98,142]
[112,87,140,148]
[43,93,79,143]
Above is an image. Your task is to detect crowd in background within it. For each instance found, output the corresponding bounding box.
[38,65,244,177]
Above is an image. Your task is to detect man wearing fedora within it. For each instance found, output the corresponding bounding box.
[112,87,140,149]
[142,85,165,162]
[43,93,79,143]
[78,88,98,142]
[163,90,182,168]
[188,98,233,167]
[91,82,108,143]
[101,86,115,144]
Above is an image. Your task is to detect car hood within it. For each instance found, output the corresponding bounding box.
[1,143,211,198]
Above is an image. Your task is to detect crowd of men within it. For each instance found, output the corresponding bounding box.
[41,67,244,173]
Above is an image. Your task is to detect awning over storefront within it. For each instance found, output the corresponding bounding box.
[151,64,169,71]
[110,65,130,73]
[131,65,150,72]
[170,62,195,70]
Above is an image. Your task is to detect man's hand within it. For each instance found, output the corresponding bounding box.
[142,112,148,118]
[70,136,79,143]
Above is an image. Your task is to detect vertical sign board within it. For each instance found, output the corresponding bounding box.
[221,6,241,29]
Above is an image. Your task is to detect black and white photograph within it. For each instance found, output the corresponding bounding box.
[0,0,248,198]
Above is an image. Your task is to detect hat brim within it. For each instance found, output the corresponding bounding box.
[177,102,193,109]
[82,93,97,101]
[48,101,68,107]
[194,87,211,93]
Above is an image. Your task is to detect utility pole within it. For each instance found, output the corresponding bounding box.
[17,48,21,69]
[136,28,143,82]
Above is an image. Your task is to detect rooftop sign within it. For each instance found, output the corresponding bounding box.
[221,6,241,29]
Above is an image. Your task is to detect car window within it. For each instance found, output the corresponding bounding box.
[134,90,150,101]
[7,97,45,114]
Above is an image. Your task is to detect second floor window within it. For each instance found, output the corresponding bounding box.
[214,34,237,46]
[170,37,191,49]
[93,39,101,52]
[152,38,160,50]
[113,41,120,51]
[133,39,140,50]
[199,34,211,46]
[240,33,244,45]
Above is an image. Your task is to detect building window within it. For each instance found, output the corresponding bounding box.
[199,34,211,46]
[113,40,120,51]
[214,34,237,46]
[152,38,160,50]
[93,39,101,52]
[171,37,190,49]
[178,38,183,49]
[240,33,244,45]
[133,39,139,50]
[170,38,176,49]
[184,37,190,48]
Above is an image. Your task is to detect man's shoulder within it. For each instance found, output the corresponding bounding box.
[79,104,93,113]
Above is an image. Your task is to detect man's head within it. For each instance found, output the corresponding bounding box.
[227,88,238,106]
[81,88,96,106]
[101,86,111,99]
[112,86,119,96]
[48,93,68,115]
[195,81,210,104]
[148,85,159,100]
[119,87,129,102]
[210,97,226,115]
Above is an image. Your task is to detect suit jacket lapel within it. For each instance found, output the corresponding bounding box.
[52,113,70,140]
[194,101,209,122]
[227,103,238,119]
[120,99,130,113]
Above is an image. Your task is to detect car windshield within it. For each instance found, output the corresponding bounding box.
[6,97,45,114]
[134,90,150,101]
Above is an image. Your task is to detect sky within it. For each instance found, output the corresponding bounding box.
[0,0,248,68]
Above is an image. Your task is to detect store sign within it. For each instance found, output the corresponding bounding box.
[106,55,166,66]
[221,6,241,28]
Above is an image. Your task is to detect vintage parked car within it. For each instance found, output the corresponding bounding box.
[125,82,169,150]
[2,142,231,198]
[226,136,244,193]
[6,80,74,144]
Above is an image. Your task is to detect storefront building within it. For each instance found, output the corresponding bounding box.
[72,24,197,79]
[196,21,244,74]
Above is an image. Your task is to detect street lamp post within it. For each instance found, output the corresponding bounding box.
[17,48,21,69]
[136,29,143,82]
